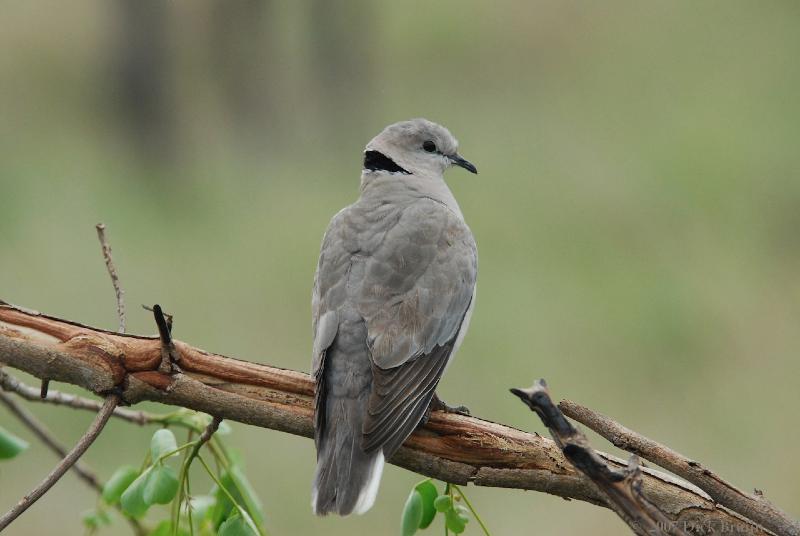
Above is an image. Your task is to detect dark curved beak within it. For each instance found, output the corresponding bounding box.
[449,154,478,174]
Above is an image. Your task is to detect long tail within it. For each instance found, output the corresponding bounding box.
[312,328,385,516]
[312,395,385,515]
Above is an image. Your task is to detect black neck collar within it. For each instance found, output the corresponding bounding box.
[363,150,410,174]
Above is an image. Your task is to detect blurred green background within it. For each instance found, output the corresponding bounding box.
[1,1,799,534]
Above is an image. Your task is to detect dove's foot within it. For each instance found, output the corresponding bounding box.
[419,394,470,428]
[430,393,470,416]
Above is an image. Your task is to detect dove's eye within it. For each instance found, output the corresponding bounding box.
[422,140,437,153]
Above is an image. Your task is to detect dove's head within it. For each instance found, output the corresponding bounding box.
[363,119,477,179]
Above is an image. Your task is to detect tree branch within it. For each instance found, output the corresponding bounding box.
[0,300,789,535]
[0,393,120,531]
[559,399,800,536]
[512,379,689,536]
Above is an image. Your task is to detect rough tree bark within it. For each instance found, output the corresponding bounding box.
[0,300,794,536]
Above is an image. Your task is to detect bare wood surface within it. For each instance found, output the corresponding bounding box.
[0,393,120,531]
[0,300,785,535]
[559,399,800,536]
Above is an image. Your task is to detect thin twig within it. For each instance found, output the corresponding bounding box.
[95,223,126,334]
[0,394,121,531]
[0,390,145,535]
[559,399,800,536]
[450,484,491,535]
[189,416,222,461]
[174,416,223,534]
[511,379,689,536]
[0,391,101,488]
[0,369,152,426]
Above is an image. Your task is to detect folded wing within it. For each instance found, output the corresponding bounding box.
[357,199,477,456]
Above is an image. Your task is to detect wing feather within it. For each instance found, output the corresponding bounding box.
[362,342,453,455]
[358,200,477,457]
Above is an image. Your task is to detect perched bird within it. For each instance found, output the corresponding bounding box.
[311,118,478,516]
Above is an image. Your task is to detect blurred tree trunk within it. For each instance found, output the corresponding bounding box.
[209,0,276,149]
[111,0,174,165]
[309,0,374,143]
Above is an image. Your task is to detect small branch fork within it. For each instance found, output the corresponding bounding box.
[0,388,103,492]
[558,400,800,536]
[512,380,689,536]
[173,415,222,534]
[0,389,145,535]
[0,390,145,534]
[0,390,102,489]
[188,415,222,461]
[0,394,121,531]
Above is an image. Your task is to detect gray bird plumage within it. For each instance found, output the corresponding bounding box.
[311,119,478,516]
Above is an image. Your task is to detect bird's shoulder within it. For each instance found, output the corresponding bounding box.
[356,198,476,368]
[312,196,476,347]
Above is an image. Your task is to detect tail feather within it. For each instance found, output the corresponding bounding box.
[313,319,387,516]
[312,398,385,516]
[352,452,385,514]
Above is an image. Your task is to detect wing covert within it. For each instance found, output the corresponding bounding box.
[357,199,477,456]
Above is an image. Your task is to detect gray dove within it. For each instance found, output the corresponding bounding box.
[311,118,478,516]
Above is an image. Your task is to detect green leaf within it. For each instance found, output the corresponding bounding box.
[149,520,170,536]
[143,464,179,504]
[445,509,464,533]
[102,465,140,505]
[82,509,111,529]
[189,494,216,525]
[433,495,452,512]
[227,465,265,526]
[401,490,423,536]
[225,448,244,467]
[208,466,265,531]
[149,520,190,536]
[218,511,257,536]
[211,465,264,527]
[0,426,29,459]
[120,469,151,517]
[209,483,234,530]
[150,428,178,461]
[414,480,438,529]
[238,509,261,536]
[445,508,467,534]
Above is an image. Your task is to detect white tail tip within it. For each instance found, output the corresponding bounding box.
[353,453,385,515]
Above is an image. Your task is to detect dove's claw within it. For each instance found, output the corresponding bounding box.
[430,393,471,416]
